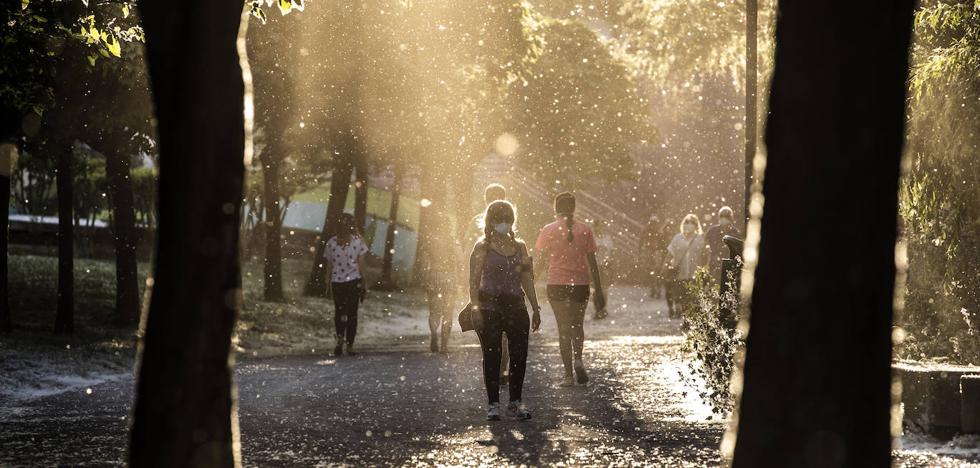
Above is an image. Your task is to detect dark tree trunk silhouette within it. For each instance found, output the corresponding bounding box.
[0,143,11,332]
[261,136,284,302]
[411,166,438,285]
[378,165,401,290]
[53,138,73,334]
[729,1,915,467]
[353,151,368,232]
[304,156,353,297]
[105,135,141,325]
[129,1,248,466]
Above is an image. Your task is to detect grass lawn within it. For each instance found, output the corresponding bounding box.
[2,252,434,360]
[291,182,421,230]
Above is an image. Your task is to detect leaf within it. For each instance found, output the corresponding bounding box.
[106,35,121,58]
[278,0,292,15]
[122,4,129,18]
[21,0,29,10]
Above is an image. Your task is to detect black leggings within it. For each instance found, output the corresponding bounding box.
[332,280,360,344]
[476,303,530,404]
[548,285,590,373]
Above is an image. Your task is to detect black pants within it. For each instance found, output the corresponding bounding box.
[332,280,360,344]
[476,303,530,404]
[547,285,590,373]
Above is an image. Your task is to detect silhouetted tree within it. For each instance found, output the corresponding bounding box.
[729,1,915,466]
[128,0,251,464]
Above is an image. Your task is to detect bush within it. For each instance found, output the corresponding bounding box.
[897,1,980,365]
[679,268,742,416]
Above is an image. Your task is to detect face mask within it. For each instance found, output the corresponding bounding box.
[494,223,511,234]
[683,223,695,234]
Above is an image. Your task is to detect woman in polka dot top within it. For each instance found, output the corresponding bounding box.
[324,213,369,356]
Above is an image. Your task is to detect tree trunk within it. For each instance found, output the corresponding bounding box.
[106,140,141,325]
[353,150,368,233]
[411,167,438,285]
[728,2,915,467]
[378,165,401,290]
[54,139,73,334]
[129,1,248,466]
[0,143,11,332]
[261,136,284,302]
[303,158,352,297]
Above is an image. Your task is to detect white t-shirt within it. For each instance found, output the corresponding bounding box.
[324,236,369,283]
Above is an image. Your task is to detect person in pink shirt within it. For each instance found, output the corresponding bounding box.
[534,192,607,386]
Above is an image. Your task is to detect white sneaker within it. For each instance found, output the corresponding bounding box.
[560,374,576,387]
[507,400,532,420]
[487,403,501,421]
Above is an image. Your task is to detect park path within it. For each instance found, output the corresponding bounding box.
[1,287,977,466]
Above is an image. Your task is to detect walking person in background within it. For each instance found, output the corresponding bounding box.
[323,213,369,356]
[425,210,459,353]
[704,206,739,282]
[535,192,607,386]
[666,213,706,319]
[469,200,542,420]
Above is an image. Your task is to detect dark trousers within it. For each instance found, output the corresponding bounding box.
[332,280,360,344]
[476,303,530,404]
[548,285,590,373]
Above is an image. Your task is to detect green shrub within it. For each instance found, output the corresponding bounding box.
[897,1,980,364]
[680,268,742,416]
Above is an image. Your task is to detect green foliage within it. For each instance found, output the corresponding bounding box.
[679,268,742,415]
[618,0,776,90]
[899,0,980,364]
[8,254,148,327]
[1,0,142,135]
[508,18,651,182]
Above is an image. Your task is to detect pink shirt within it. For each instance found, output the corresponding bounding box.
[535,218,597,286]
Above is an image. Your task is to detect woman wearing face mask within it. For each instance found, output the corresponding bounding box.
[534,192,607,387]
[469,200,542,421]
[666,213,707,319]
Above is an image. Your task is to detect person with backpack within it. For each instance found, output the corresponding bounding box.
[534,192,607,386]
[666,213,707,319]
[323,213,369,356]
[468,200,542,420]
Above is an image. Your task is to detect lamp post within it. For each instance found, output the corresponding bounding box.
[744,0,758,229]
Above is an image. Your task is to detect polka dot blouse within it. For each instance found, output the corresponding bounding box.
[325,236,368,283]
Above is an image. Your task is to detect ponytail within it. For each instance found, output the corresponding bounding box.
[555,192,576,243]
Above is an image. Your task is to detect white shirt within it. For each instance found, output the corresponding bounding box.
[324,236,368,283]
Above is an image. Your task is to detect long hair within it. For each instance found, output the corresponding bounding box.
[335,213,361,243]
[680,213,702,235]
[482,200,518,242]
[555,192,576,242]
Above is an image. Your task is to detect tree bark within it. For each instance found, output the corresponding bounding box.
[129,1,248,466]
[261,136,284,302]
[53,139,73,334]
[411,166,438,286]
[0,144,11,332]
[729,2,915,467]
[303,157,352,297]
[106,139,141,325]
[378,165,401,290]
[353,149,368,233]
